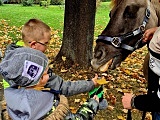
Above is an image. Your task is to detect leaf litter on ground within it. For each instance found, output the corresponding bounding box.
[0,19,151,120]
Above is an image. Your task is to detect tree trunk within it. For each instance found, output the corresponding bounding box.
[54,0,96,68]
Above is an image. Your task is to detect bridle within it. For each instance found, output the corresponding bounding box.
[96,1,151,52]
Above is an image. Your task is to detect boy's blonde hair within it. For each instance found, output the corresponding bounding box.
[22,19,51,44]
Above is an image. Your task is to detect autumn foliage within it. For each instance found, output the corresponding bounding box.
[0,19,151,120]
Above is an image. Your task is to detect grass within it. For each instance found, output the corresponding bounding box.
[0,2,111,37]
[0,4,65,34]
[95,2,111,36]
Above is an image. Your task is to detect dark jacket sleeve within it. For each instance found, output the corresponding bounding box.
[134,94,160,112]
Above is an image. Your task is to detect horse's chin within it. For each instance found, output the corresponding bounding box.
[98,59,113,72]
[91,56,121,72]
[91,58,113,72]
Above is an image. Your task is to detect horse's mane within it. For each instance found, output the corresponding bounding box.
[110,0,116,7]
[110,0,123,8]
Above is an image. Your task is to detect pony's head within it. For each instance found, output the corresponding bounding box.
[91,0,158,72]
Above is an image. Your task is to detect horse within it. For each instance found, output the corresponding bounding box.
[91,0,160,119]
[91,0,160,81]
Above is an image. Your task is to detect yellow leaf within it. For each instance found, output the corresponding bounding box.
[117,115,125,120]
[62,56,66,61]
[74,99,80,103]
[124,69,131,75]
[95,77,109,85]
[60,69,68,73]
[122,109,128,113]
[82,97,87,102]
[69,107,77,113]
[116,88,123,93]
[107,105,114,111]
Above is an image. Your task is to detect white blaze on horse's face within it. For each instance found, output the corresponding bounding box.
[91,0,159,72]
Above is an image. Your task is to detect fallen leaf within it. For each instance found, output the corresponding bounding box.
[62,56,66,61]
[122,109,128,113]
[69,107,77,113]
[107,105,114,111]
[117,115,125,120]
[95,77,109,85]
[60,69,68,73]
[74,99,80,103]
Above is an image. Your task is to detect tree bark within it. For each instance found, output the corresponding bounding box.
[54,0,96,68]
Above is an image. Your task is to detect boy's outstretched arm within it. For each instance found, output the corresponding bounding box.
[45,72,99,96]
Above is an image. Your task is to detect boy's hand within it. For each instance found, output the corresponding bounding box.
[91,74,99,86]
[93,95,99,103]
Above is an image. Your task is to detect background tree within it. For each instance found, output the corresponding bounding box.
[53,0,96,69]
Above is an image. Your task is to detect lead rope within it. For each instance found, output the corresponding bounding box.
[127,109,132,120]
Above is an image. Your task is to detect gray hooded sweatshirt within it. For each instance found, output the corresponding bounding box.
[1,44,95,120]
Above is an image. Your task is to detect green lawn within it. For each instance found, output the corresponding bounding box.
[0,2,111,37]
[0,4,65,30]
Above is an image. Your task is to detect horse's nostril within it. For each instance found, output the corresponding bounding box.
[94,50,103,59]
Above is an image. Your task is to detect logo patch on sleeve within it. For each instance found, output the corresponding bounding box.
[22,60,43,81]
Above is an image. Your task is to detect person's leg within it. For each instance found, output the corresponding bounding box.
[0,74,3,120]
[153,112,160,120]
[65,98,99,120]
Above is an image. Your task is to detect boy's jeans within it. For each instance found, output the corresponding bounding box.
[154,112,160,120]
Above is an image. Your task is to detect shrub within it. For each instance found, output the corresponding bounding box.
[51,0,64,5]
[22,0,34,6]
[0,0,3,6]
[40,1,48,7]
[40,0,51,7]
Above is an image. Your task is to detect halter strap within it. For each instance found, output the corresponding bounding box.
[96,4,150,52]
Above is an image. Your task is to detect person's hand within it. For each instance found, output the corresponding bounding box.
[143,27,158,43]
[122,93,134,109]
[93,95,99,103]
[91,74,99,87]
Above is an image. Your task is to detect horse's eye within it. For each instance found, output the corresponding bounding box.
[123,5,139,19]
[125,12,136,18]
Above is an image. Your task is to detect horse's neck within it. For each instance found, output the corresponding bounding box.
[151,0,160,25]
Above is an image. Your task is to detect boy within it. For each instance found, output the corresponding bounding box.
[1,19,107,118]
[22,18,107,109]
[3,18,100,96]
[3,19,108,107]
[0,47,100,120]
[122,27,160,119]
[3,18,50,88]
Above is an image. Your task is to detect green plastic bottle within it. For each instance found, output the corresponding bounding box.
[89,85,104,101]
